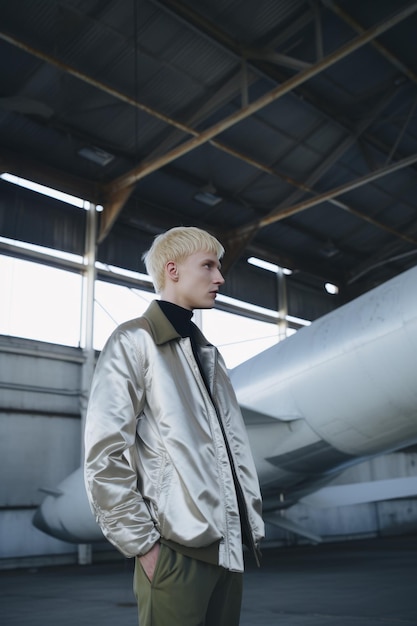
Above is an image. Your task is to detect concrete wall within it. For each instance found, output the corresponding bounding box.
[0,334,416,568]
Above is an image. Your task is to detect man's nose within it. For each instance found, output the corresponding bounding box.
[215,269,225,284]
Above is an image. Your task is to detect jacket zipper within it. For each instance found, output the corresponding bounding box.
[213,400,261,567]
[184,337,260,567]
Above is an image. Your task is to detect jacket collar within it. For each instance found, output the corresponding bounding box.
[142,300,212,347]
[142,300,180,345]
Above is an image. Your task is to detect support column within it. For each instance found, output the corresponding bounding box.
[193,308,203,330]
[78,201,98,565]
[277,267,288,342]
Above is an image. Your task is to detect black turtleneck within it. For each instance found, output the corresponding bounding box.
[157,300,210,391]
[157,300,193,338]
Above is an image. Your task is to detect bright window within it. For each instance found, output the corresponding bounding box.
[93,281,155,350]
[202,308,280,369]
[0,253,289,368]
[0,255,82,346]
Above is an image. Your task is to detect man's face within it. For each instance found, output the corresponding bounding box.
[171,250,225,310]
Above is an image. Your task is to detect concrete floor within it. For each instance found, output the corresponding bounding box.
[2,535,417,626]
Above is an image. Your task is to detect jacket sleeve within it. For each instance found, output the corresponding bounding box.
[84,326,160,557]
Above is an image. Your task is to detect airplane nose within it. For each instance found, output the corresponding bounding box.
[32,505,57,535]
[32,492,70,542]
[32,506,51,535]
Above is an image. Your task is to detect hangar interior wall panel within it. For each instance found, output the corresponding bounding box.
[283,501,379,539]
[0,509,77,561]
[0,413,80,507]
[0,335,83,565]
[377,499,417,534]
[0,336,82,416]
[269,454,417,544]
[0,181,86,257]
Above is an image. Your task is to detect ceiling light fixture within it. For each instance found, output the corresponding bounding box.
[194,183,223,207]
[194,190,222,207]
[325,282,339,295]
[321,240,339,258]
[78,146,114,167]
[248,256,292,275]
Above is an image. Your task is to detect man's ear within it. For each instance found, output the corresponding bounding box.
[166,261,179,282]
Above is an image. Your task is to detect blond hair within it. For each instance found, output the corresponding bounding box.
[143,226,224,293]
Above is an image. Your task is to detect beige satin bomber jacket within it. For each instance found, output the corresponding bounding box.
[84,300,264,573]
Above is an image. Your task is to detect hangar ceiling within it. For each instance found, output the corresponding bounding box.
[1,0,417,317]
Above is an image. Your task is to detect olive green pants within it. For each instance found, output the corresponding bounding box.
[133,544,243,626]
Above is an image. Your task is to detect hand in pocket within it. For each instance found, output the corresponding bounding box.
[138,542,161,582]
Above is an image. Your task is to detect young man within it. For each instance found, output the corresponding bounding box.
[84,226,264,626]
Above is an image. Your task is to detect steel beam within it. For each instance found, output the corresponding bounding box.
[256,152,417,241]
[98,3,417,241]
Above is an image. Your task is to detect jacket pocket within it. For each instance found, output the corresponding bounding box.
[155,454,173,535]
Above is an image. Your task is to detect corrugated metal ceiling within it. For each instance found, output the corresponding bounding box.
[1,0,417,315]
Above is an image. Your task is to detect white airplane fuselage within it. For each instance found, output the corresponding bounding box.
[233,263,417,508]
